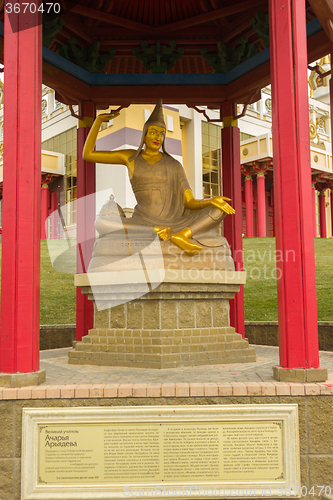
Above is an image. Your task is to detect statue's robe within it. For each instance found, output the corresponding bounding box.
[89,153,234,272]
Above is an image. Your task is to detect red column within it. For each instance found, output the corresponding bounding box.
[221,101,245,337]
[76,102,96,341]
[256,172,266,237]
[0,4,45,383]
[319,190,327,239]
[270,0,324,380]
[50,191,57,239]
[41,183,49,240]
[244,175,254,237]
[327,181,333,237]
[271,188,276,237]
[331,48,333,236]
[312,183,318,238]
[331,190,333,237]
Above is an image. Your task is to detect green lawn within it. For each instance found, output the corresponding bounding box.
[243,237,333,321]
[2,239,333,324]
[40,240,76,324]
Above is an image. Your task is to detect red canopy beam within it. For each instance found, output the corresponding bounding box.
[308,0,333,42]
[61,13,94,44]
[68,3,152,34]
[89,85,228,106]
[157,0,267,35]
[86,27,230,38]
[42,61,91,104]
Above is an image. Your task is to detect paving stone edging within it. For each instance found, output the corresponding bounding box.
[1,381,333,400]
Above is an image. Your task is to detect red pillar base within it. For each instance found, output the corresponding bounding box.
[273,365,327,382]
[0,369,46,387]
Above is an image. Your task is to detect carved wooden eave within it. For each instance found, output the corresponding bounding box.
[308,0,333,41]
[0,0,329,108]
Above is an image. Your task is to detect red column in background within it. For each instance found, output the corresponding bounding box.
[269,0,320,370]
[41,184,49,240]
[331,190,333,237]
[271,188,276,237]
[221,101,245,337]
[256,173,266,237]
[331,47,333,236]
[244,175,254,237]
[76,102,96,341]
[50,191,57,239]
[0,5,42,374]
[312,183,317,238]
[327,181,333,237]
[319,190,327,239]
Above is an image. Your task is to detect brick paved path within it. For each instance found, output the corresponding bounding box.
[40,345,333,385]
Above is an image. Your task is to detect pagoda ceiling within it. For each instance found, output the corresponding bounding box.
[0,0,330,107]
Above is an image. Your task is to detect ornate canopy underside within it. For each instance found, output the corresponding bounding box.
[0,0,330,107]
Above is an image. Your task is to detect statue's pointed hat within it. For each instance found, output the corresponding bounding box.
[129,99,170,162]
[145,98,165,129]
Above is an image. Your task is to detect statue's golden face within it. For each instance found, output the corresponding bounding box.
[144,126,165,152]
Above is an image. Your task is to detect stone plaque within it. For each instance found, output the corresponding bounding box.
[22,405,300,500]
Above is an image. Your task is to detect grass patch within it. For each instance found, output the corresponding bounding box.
[243,237,333,321]
[243,238,278,321]
[313,238,333,321]
[0,238,332,324]
[40,240,76,324]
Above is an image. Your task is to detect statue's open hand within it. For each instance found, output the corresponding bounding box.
[210,196,235,214]
[98,111,120,123]
[154,226,172,241]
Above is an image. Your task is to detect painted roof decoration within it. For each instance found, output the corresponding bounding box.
[0,0,330,107]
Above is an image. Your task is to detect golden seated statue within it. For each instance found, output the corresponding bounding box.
[83,100,235,272]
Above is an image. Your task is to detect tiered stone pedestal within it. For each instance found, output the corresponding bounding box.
[70,270,255,369]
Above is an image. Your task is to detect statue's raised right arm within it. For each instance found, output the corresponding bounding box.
[82,110,136,177]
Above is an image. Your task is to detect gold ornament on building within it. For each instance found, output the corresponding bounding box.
[316,117,326,133]
[0,81,4,107]
[265,98,271,113]
[308,57,329,97]
[309,120,317,140]
[42,99,47,115]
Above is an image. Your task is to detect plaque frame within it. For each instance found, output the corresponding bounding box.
[22,404,300,500]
